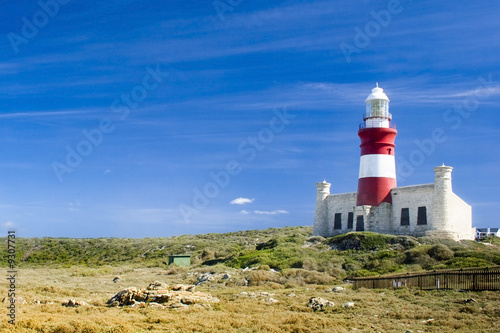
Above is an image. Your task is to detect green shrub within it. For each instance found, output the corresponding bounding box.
[446,257,491,268]
[480,235,500,246]
[343,260,363,272]
[282,269,334,285]
[305,236,326,243]
[348,269,378,278]
[428,244,454,261]
[245,270,282,286]
[329,232,418,251]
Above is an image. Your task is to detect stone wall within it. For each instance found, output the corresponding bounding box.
[391,184,435,237]
[325,192,357,236]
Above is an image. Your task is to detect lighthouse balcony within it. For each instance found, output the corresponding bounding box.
[359,121,396,130]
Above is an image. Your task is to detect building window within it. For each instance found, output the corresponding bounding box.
[417,206,427,225]
[400,208,410,226]
[347,212,354,229]
[356,215,364,231]
[334,213,342,230]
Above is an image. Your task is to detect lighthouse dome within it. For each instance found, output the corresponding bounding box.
[365,83,389,102]
[363,83,391,123]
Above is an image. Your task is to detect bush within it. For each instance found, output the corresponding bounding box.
[343,260,362,272]
[282,269,334,285]
[256,238,282,250]
[348,269,378,278]
[245,270,282,286]
[428,244,454,261]
[480,235,500,246]
[446,257,491,268]
[329,232,418,251]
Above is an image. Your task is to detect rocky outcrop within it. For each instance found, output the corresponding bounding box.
[107,282,219,309]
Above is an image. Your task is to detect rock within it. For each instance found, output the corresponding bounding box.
[222,273,231,280]
[107,287,147,306]
[197,273,214,284]
[307,297,334,311]
[155,294,173,304]
[62,299,86,307]
[107,283,219,308]
[148,302,164,309]
[266,297,280,304]
[147,281,166,290]
[333,286,344,292]
[172,284,195,292]
[342,302,355,308]
[170,302,187,309]
[113,276,121,283]
[181,297,198,305]
[130,301,146,308]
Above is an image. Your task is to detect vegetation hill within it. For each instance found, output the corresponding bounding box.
[2,227,499,280]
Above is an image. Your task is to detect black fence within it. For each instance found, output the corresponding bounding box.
[352,266,500,291]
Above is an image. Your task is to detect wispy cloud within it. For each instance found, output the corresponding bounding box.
[0,110,97,119]
[254,210,289,215]
[2,221,15,229]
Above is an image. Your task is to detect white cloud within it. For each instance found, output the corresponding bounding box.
[3,221,15,228]
[230,197,254,205]
[254,210,289,215]
[239,210,250,215]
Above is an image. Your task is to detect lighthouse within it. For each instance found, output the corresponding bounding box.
[356,84,397,206]
[313,84,474,240]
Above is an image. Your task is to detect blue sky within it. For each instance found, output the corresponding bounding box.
[0,0,499,238]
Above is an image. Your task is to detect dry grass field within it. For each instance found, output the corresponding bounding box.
[0,266,499,333]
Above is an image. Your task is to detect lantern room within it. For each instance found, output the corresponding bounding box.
[364,83,392,128]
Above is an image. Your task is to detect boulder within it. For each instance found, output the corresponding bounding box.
[147,281,166,290]
[333,286,344,293]
[342,302,355,308]
[107,287,147,306]
[308,297,334,311]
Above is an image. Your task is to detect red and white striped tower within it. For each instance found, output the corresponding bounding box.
[356,84,397,206]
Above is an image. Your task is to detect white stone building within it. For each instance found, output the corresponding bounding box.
[313,85,475,240]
